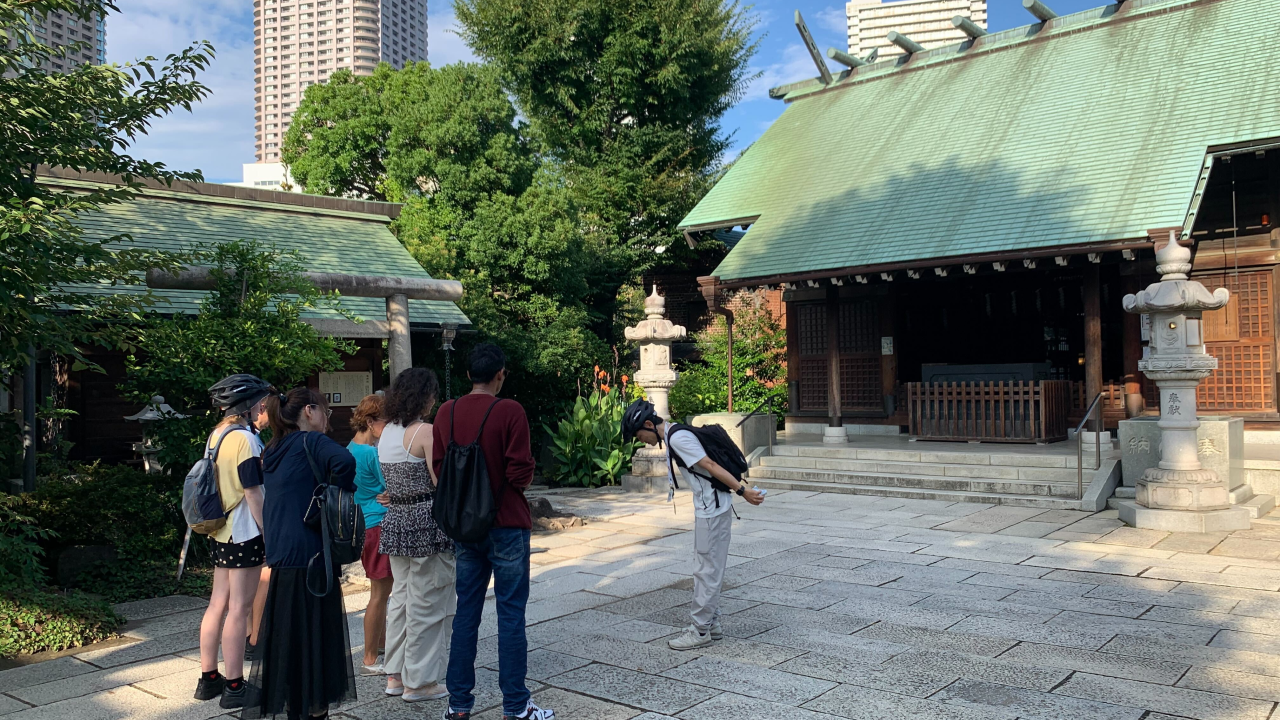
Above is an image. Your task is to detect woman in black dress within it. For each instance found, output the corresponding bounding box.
[245,387,357,719]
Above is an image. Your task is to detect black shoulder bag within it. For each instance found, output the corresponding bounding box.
[303,432,366,597]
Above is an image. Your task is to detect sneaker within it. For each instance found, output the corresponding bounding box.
[385,674,403,696]
[360,656,385,675]
[503,700,555,720]
[194,673,224,701]
[244,641,257,663]
[443,709,472,720]
[709,620,724,640]
[403,683,449,702]
[668,625,714,651]
[219,679,248,709]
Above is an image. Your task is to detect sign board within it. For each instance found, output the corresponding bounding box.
[881,337,894,356]
[318,372,372,407]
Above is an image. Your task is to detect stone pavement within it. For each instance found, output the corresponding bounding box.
[3,488,1280,719]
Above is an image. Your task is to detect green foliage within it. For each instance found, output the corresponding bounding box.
[122,240,353,468]
[544,385,641,487]
[0,0,212,379]
[455,0,759,327]
[669,297,788,420]
[74,562,213,605]
[0,496,54,592]
[0,588,122,657]
[24,462,186,562]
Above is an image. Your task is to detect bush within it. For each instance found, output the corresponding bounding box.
[544,383,641,488]
[74,561,213,604]
[0,495,54,592]
[0,588,122,657]
[669,296,788,421]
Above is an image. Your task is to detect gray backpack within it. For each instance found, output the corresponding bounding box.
[181,426,247,535]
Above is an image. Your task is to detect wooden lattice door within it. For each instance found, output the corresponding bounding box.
[1197,270,1276,413]
[838,299,883,412]
[795,302,829,412]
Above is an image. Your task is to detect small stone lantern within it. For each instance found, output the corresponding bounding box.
[1117,233,1251,531]
[624,287,687,420]
[620,287,687,494]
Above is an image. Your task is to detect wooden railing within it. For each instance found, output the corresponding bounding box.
[907,381,1071,443]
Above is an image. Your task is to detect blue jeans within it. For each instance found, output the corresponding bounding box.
[446,527,531,715]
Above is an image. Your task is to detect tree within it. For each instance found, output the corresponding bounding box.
[122,241,353,467]
[454,0,758,329]
[0,0,213,377]
[669,294,788,420]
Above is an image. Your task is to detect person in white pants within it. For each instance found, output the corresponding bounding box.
[621,399,765,650]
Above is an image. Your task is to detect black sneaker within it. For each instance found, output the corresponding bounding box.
[220,679,248,709]
[193,673,225,701]
[443,710,472,720]
[244,641,257,663]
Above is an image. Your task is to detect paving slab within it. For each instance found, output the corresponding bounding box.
[1101,634,1280,678]
[639,606,777,639]
[959,571,1096,595]
[1142,566,1280,591]
[933,507,1047,534]
[1147,606,1280,637]
[935,677,1142,720]
[729,603,874,635]
[747,573,821,590]
[514,649,591,682]
[1047,610,1220,646]
[1084,584,1240,613]
[883,648,1071,691]
[472,687,639,720]
[822,598,969,630]
[1176,666,1280,703]
[10,655,198,706]
[0,657,97,693]
[1001,589,1152,618]
[545,634,689,674]
[596,588,692,617]
[776,652,956,697]
[1040,569,1177,591]
[721,585,844,611]
[750,626,910,664]
[854,622,1016,657]
[802,580,929,605]
[547,663,717,716]
[660,656,835,705]
[1054,672,1274,720]
[931,557,1054,578]
[997,641,1189,684]
[913,594,1062,624]
[1153,532,1231,554]
[948,615,1116,651]
[881,578,1015,601]
[801,682,1017,720]
[778,564,905,586]
[111,596,209,622]
[824,547,937,565]
[73,629,200,669]
[677,692,845,720]
[1208,629,1280,655]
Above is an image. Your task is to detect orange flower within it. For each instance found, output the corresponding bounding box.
[621,374,629,383]
[600,384,611,393]
[744,367,754,377]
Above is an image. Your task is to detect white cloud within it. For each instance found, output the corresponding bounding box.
[106,0,255,183]
[815,5,849,36]
[743,42,826,103]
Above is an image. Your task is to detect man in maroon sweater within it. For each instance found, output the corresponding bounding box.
[435,344,552,720]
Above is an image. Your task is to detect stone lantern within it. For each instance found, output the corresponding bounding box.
[620,287,687,494]
[1116,233,1251,531]
[624,287,687,420]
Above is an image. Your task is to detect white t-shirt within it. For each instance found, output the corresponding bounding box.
[227,431,264,544]
[666,424,732,519]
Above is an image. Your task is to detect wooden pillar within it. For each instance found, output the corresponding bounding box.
[1084,264,1103,430]
[827,285,842,427]
[785,300,799,415]
[1121,274,1144,416]
[386,293,412,383]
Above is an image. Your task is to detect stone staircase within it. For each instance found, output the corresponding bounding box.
[748,442,1101,509]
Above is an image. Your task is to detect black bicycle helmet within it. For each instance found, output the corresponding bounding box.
[208,374,274,416]
[621,398,660,440]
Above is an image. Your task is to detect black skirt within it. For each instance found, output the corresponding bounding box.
[243,567,356,719]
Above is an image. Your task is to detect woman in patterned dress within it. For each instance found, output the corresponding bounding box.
[378,368,456,702]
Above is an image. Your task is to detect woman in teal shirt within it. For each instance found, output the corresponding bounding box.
[349,394,392,675]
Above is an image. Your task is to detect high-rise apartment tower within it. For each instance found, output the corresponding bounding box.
[22,7,106,72]
[846,0,986,61]
[253,0,427,164]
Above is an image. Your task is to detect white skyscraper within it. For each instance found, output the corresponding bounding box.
[253,0,428,166]
[846,0,987,60]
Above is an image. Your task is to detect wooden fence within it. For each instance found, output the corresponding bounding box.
[907,381,1072,443]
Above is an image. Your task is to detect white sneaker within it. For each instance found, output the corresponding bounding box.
[668,625,714,651]
[709,620,723,640]
[403,683,449,702]
[360,656,385,675]
[385,674,403,696]
[505,700,555,720]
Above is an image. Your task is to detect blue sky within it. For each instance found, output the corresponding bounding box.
[109,0,1112,184]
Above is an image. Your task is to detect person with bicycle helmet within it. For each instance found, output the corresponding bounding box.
[195,374,274,709]
[621,398,764,651]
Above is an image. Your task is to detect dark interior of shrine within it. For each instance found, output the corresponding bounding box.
[894,265,1126,384]
[1191,147,1280,242]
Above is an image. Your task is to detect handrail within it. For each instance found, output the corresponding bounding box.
[736,396,774,427]
[1075,392,1105,500]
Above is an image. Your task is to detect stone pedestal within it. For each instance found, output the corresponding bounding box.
[622,446,688,494]
[1119,416,1243,490]
[690,412,775,457]
[625,287,686,421]
[823,426,849,444]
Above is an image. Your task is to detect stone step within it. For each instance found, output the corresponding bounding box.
[748,465,1081,498]
[1241,494,1277,519]
[759,454,1081,484]
[772,443,1100,469]
[746,475,1083,509]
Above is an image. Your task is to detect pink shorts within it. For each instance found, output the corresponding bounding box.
[361,525,392,580]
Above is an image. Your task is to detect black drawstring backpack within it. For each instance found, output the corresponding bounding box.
[302,432,365,597]
[433,398,506,543]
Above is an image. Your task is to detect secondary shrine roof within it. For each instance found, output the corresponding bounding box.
[682,0,1280,283]
[44,171,470,329]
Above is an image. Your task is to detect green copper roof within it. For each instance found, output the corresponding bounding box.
[65,182,470,328]
[683,0,1280,282]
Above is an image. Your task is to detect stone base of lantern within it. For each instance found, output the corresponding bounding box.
[1136,467,1230,511]
[1116,500,1251,532]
